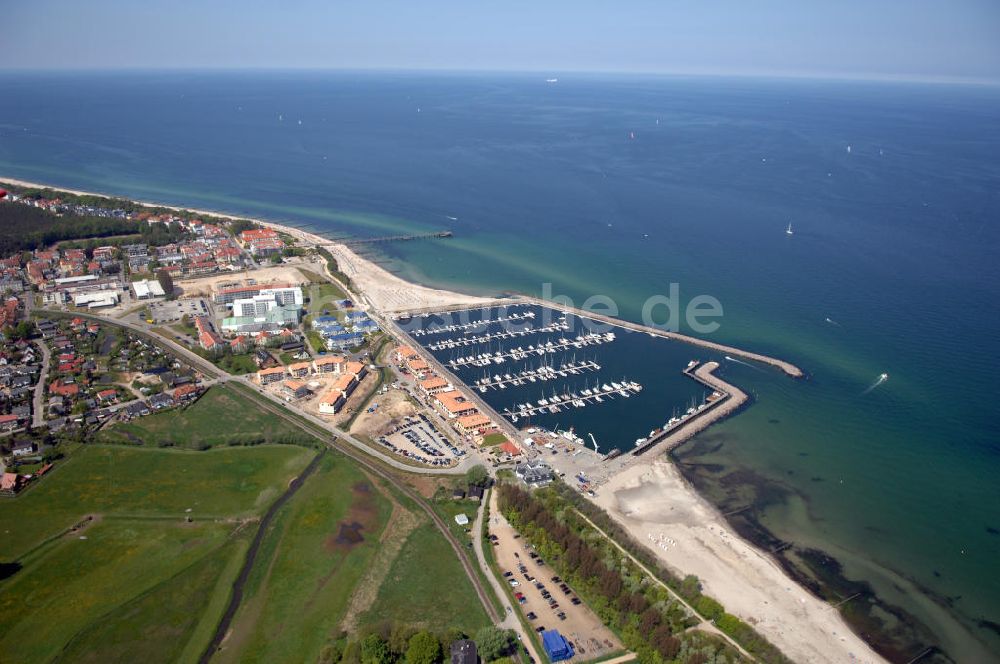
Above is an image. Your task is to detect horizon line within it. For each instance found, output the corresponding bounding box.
[0,65,997,87]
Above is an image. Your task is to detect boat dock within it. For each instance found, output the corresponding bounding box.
[504,297,804,378]
[411,310,536,337]
[631,360,744,456]
[446,332,616,368]
[474,359,601,391]
[504,380,643,422]
[426,319,571,350]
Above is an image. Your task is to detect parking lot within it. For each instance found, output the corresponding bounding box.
[489,503,621,660]
[148,297,213,323]
[379,414,464,466]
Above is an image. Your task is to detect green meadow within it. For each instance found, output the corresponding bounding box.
[95,385,318,449]
[0,444,313,664]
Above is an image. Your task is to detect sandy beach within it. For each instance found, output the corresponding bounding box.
[321,242,495,313]
[595,461,886,664]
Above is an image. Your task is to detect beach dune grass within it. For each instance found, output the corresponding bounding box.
[96,385,318,449]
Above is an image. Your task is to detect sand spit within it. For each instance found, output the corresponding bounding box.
[595,461,887,664]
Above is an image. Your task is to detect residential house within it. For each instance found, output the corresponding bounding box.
[313,355,346,374]
[11,440,36,456]
[257,366,286,385]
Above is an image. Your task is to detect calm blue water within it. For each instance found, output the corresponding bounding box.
[399,304,721,451]
[1,71,998,661]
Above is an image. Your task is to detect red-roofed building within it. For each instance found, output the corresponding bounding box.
[0,414,21,431]
[0,473,20,496]
[499,440,522,457]
[193,316,225,352]
[257,366,286,385]
[49,379,79,397]
[230,335,249,354]
[96,389,118,403]
[173,384,200,402]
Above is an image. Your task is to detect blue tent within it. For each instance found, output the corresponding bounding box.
[541,630,574,662]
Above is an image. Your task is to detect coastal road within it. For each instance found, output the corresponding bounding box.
[473,489,545,664]
[31,338,51,428]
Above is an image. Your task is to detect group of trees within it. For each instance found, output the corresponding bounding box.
[3,320,35,341]
[547,483,790,663]
[498,483,694,662]
[498,483,789,664]
[317,247,356,292]
[317,624,516,664]
[0,202,190,255]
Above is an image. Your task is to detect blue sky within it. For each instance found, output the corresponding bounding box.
[2,0,999,82]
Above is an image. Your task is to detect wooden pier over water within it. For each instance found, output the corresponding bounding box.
[342,230,452,246]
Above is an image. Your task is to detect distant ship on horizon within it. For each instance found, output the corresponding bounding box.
[546,78,558,83]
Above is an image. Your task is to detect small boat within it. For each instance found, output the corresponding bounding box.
[786,222,794,236]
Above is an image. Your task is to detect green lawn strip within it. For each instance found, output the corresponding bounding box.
[54,532,250,664]
[427,496,510,618]
[212,353,259,375]
[215,453,392,664]
[0,519,234,664]
[0,444,313,560]
[359,525,491,635]
[96,386,318,449]
[482,432,509,447]
[306,329,326,353]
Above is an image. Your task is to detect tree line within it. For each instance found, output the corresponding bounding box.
[0,202,189,255]
[317,624,516,664]
[498,482,790,664]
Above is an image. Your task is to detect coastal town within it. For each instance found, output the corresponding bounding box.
[0,180,883,664]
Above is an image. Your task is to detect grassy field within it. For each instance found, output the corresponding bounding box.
[53,532,249,664]
[359,524,491,635]
[215,453,392,663]
[0,444,315,664]
[215,453,494,663]
[0,444,314,560]
[96,385,318,448]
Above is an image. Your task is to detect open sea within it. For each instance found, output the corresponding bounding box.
[1,71,998,662]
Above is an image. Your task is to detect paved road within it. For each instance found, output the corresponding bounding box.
[31,339,51,428]
[474,489,544,664]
